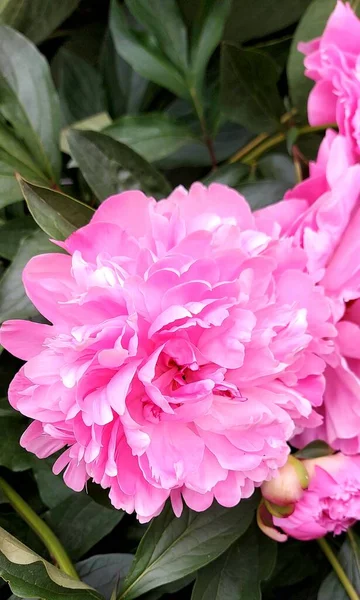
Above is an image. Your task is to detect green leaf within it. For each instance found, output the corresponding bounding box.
[86,481,118,512]
[287,0,337,117]
[190,0,232,91]
[0,417,34,471]
[120,496,258,600]
[33,460,74,510]
[0,229,55,322]
[157,121,252,168]
[0,26,61,181]
[61,113,113,155]
[224,0,312,45]
[0,526,104,600]
[0,119,50,207]
[100,33,152,118]
[269,538,318,589]
[44,494,123,561]
[110,0,188,98]
[221,44,284,134]
[0,216,37,260]
[0,0,80,44]
[57,48,107,127]
[192,524,276,600]
[77,554,134,600]
[68,129,171,201]
[125,0,188,72]
[143,574,195,600]
[257,153,296,185]
[318,533,360,599]
[202,163,250,187]
[237,179,289,210]
[0,397,21,417]
[18,177,94,240]
[105,113,197,162]
[295,440,334,460]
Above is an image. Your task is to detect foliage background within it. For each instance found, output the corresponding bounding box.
[0,0,357,599]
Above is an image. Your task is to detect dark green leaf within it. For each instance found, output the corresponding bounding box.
[157,122,252,168]
[224,0,312,45]
[0,117,50,208]
[191,524,276,600]
[57,48,107,127]
[297,132,324,161]
[0,229,55,322]
[33,459,74,509]
[18,177,94,240]
[221,44,284,133]
[100,33,152,118]
[287,0,336,117]
[0,0,80,45]
[295,440,334,460]
[202,163,250,187]
[0,527,104,600]
[104,113,197,162]
[44,494,123,561]
[190,0,232,91]
[0,217,37,260]
[255,36,293,73]
[269,539,318,589]
[0,397,21,417]
[257,153,296,185]
[143,574,196,600]
[68,129,171,201]
[0,417,34,471]
[238,179,289,210]
[77,554,134,600]
[0,26,61,181]
[110,0,188,98]
[318,533,360,599]
[125,0,188,72]
[120,496,258,600]
[86,481,117,512]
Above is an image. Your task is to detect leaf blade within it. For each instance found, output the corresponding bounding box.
[18,177,94,240]
[0,527,104,600]
[221,44,283,133]
[67,129,171,201]
[0,25,61,180]
[121,496,258,599]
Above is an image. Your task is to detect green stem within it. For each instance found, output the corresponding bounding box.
[0,476,79,580]
[318,537,359,600]
[230,122,338,165]
[189,86,217,169]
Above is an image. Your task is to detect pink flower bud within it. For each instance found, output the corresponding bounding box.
[261,455,309,507]
[260,453,360,542]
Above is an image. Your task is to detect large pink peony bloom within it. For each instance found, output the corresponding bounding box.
[257,131,360,454]
[299,1,360,155]
[0,184,335,521]
[271,454,360,541]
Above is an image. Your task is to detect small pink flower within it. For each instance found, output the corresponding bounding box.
[261,453,360,541]
[0,184,334,521]
[299,1,360,154]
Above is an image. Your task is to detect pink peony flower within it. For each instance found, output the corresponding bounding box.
[0,184,335,521]
[262,453,360,541]
[299,1,360,154]
[257,131,360,454]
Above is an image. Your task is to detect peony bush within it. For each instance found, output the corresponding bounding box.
[1,1,360,600]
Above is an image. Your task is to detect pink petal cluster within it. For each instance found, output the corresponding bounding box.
[272,454,360,541]
[0,184,335,521]
[257,130,360,455]
[299,1,360,155]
